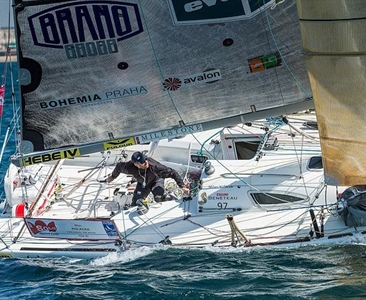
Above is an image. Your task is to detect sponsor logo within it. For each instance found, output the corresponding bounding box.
[168,0,245,24]
[27,220,57,235]
[168,0,279,25]
[217,193,229,196]
[71,226,90,231]
[103,138,135,150]
[163,70,221,91]
[23,148,81,166]
[136,124,203,143]
[105,86,148,100]
[28,1,143,58]
[208,185,233,188]
[102,221,118,236]
[162,78,182,91]
[208,194,238,200]
[248,52,282,73]
[39,86,147,110]
[40,93,102,109]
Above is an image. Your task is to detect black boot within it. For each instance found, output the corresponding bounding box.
[154,194,173,202]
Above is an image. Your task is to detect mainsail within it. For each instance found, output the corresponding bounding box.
[14,0,312,164]
[297,0,366,186]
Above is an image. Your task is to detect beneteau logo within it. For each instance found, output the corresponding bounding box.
[28,1,143,58]
[27,220,57,235]
[163,69,221,91]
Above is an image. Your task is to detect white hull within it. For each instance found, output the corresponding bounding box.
[1,114,365,259]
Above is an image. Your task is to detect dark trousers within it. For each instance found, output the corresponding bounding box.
[131,178,165,206]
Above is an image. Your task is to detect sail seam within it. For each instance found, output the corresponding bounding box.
[299,17,366,22]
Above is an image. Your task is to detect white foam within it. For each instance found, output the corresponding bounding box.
[90,246,156,266]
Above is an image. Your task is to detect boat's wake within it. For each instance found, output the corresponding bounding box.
[90,245,159,266]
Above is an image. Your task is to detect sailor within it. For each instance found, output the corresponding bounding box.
[105,151,190,207]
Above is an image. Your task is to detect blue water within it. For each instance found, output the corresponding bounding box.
[0,61,18,198]
[1,62,366,300]
[0,245,366,299]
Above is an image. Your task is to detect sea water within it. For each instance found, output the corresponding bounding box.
[0,245,366,299]
[0,61,18,197]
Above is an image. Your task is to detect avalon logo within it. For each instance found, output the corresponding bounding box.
[163,69,221,91]
[28,1,143,58]
[162,78,182,91]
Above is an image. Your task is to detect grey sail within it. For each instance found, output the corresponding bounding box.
[14,0,312,164]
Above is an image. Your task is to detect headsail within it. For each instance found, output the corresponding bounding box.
[297,0,366,186]
[14,0,312,164]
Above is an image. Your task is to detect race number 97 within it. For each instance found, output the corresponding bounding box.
[217,202,228,209]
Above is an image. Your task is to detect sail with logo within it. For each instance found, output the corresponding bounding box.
[14,0,312,166]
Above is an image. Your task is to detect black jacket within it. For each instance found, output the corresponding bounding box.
[110,157,185,188]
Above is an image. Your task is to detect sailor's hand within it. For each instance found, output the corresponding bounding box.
[181,186,190,195]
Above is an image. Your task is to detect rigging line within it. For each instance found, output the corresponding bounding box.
[137,2,227,147]
[283,118,314,200]
[137,0,185,124]
[251,209,310,237]
[184,128,270,194]
[207,124,318,205]
[259,1,288,113]
[123,201,184,238]
[0,125,11,164]
[1,0,13,85]
[185,218,225,238]
[1,54,8,87]
[5,60,21,154]
[64,157,108,198]
[1,108,20,160]
[124,213,165,240]
[254,119,283,158]
[138,1,231,175]
[263,0,313,100]
[25,159,64,217]
[8,61,20,133]
[3,66,20,152]
[198,128,224,157]
[194,124,295,197]
[265,116,320,201]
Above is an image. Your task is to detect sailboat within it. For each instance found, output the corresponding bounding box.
[0,0,366,259]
